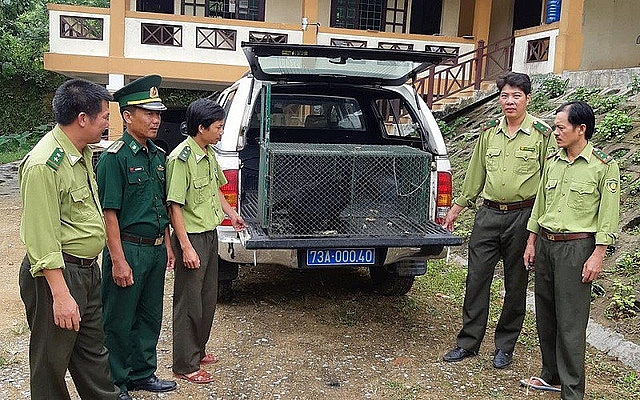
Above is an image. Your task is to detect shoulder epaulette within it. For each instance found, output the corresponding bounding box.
[546,149,561,160]
[106,141,125,153]
[532,120,552,136]
[592,148,613,164]
[156,146,166,154]
[482,118,500,131]
[46,147,65,171]
[178,146,191,162]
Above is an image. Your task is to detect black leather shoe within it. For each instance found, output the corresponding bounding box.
[118,390,132,400]
[493,349,513,369]
[130,374,177,392]
[443,346,475,362]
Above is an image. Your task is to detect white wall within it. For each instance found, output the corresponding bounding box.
[49,10,111,57]
[123,17,303,66]
[512,28,559,76]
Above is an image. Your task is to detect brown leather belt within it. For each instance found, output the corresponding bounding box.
[540,228,594,242]
[62,252,97,267]
[121,233,165,246]
[483,198,535,211]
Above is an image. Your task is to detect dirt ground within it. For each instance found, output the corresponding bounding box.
[0,161,637,400]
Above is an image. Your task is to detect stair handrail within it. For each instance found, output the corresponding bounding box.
[415,36,515,108]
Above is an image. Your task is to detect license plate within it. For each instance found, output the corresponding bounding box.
[306,248,375,266]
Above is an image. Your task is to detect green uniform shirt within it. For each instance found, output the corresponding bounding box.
[454,113,555,207]
[19,125,106,276]
[95,131,169,238]
[166,136,227,233]
[527,142,620,245]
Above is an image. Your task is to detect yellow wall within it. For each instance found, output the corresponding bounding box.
[441,0,461,37]
[580,0,640,70]
[266,0,303,24]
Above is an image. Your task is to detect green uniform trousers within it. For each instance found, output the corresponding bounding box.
[171,230,218,374]
[19,255,119,400]
[101,241,167,390]
[456,205,531,354]
[535,234,594,400]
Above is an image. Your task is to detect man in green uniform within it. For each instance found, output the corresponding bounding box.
[18,78,120,399]
[442,72,555,369]
[166,99,246,384]
[96,75,177,399]
[520,101,619,399]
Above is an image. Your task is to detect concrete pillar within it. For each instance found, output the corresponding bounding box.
[553,0,585,73]
[472,0,493,44]
[301,0,319,44]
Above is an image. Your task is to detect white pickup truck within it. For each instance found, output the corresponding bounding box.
[210,43,462,297]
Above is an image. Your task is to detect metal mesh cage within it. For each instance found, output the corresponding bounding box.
[258,143,432,237]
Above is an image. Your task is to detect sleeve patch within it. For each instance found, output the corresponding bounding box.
[106,141,124,153]
[605,178,619,193]
[592,148,613,164]
[178,146,191,162]
[46,147,65,171]
[533,120,552,136]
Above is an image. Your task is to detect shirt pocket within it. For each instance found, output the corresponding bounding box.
[544,179,558,207]
[514,149,539,175]
[126,169,151,201]
[485,148,501,171]
[193,176,210,204]
[568,181,596,211]
[70,186,97,222]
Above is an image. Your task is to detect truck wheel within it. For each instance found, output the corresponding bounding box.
[218,279,234,302]
[218,258,239,302]
[369,266,415,296]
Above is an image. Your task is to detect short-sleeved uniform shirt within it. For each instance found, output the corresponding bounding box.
[166,136,227,233]
[19,125,106,276]
[95,131,169,238]
[454,113,555,207]
[527,142,620,245]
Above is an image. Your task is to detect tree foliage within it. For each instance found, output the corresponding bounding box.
[0,1,109,135]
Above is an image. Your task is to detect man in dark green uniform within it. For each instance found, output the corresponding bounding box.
[19,78,119,399]
[442,72,555,369]
[520,101,620,399]
[96,75,177,400]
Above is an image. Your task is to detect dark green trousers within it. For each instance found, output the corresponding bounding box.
[535,234,595,400]
[456,205,531,354]
[171,230,218,375]
[101,242,167,390]
[19,255,119,400]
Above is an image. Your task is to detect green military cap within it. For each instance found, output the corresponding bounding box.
[113,74,167,111]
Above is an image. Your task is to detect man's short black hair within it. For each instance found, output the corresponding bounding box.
[555,101,596,140]
[52,79,112,125]
[185,98,225,137]
[496,72,532,95]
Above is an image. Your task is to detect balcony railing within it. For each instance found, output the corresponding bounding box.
[415,36,515,108]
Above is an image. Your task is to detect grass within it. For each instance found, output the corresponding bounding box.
[0,148,29,164]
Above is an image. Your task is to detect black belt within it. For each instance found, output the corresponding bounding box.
[540,228,594,242]
[483,198,535,211]
[62,252,97,267]
[121,233,164,246]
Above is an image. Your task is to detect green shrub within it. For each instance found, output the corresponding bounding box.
[614,250,640,277]
[595,110,633,140]
[605,280,638,320]
[538,75,568,99]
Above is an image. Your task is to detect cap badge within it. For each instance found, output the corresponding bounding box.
[150,86,159,98]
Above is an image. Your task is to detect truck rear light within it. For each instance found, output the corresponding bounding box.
[220,169,238,226]
[436,171,452,225]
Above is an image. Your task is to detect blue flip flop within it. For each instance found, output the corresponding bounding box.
[519,376,561,392]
